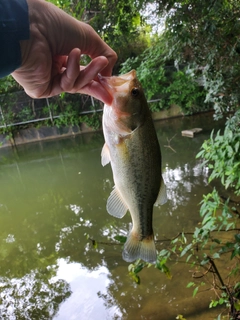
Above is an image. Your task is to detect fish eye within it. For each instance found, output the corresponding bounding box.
[131,88,139,97]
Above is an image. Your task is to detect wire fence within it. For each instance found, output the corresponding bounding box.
[0,91,103,129]
[0,90,163,130]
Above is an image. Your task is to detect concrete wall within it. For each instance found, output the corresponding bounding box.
[0,105,183,148]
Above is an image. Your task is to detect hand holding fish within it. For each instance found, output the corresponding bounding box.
[11,0,117,104]
[99,70,167,263]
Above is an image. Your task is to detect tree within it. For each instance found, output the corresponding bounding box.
[47,0,152,73]
[156,0,240,117]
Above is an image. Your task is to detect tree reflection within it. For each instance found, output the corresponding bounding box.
[164,161,209,212]
[0,267,71,319]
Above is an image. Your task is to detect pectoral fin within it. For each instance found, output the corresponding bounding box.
[154,177,168,206]
[101,143,111,166]
[107,187,128,218]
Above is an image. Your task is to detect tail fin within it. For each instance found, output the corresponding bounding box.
[122,232,157,264]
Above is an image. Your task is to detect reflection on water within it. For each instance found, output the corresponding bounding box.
[54,259,122,320]
[164,163,209,212]
[0,113,225,319]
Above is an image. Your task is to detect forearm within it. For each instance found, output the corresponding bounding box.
[0,0,30,78]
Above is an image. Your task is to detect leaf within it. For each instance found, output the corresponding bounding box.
[181,232,187,244]
[231,248,240,260]
[92,240,98,249]
[226,222,235,231]
[209,300,219,308]
[234,300,240,311]
[129,272,140,284]
[159,249,170,256]
[212,238,221,244]
[114,235,127,243]
[235,141,239,153]
[193,286,199,297]
[162,264,172,279]
[200,258,210,266]
[156,261,172,279]
[180,243,192,257]
[134,263,145,274]
[234,234,240,243]
[176,315,186,320]
[186,282,195,288]
[196,149,205,159]
[128,264,134,272]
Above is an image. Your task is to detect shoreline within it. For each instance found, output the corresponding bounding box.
[0,105,213,149]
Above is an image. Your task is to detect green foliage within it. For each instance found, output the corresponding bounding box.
[79,112,102,130]
[176,315,187,320]
[197,111,240,195]
[120,39,167,105]
[0,76,18,94]
[156,249,172,279]
[48,0,152,73]
[126,249,172,284]
[120,40,208,113]
[0,91,103,134]
[44,102,102,130]
[128,260,146,284]
[53,104,79,128]
[165,70,207,114]
[114,235,127,243]
[16,106,34,122]
[159,0,240,118]
[186,281,205,298]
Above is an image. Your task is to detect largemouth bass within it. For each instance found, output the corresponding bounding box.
[99,70,167,263]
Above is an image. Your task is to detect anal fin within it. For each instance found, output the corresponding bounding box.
[107,187,128,218]
[154,177,168,206]
[101,143,111,166]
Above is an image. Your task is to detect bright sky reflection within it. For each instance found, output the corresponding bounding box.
[53,259,122,320]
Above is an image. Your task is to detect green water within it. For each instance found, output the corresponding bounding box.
[0,113,226,320]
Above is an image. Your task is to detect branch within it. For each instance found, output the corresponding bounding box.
[164,134,177,153]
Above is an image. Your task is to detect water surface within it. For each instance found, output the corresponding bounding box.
[0,113,226,319]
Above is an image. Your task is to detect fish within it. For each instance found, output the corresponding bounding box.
[98,70,167,263]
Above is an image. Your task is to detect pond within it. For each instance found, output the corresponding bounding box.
[0,113,226,320]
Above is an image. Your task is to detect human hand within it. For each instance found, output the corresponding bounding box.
[12,0,117,104]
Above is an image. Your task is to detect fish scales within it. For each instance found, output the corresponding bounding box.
[99,70,167,263]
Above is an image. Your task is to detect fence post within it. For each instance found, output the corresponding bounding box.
[0,104,7,128]
[46,98,54,125]
[91,96,95,111]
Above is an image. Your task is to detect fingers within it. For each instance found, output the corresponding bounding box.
[50,49,111,98]
[58,48,81,91]
[38,1,118,76]
[79,81,113,105]
[16,0,117,100]
[74,56,109,89]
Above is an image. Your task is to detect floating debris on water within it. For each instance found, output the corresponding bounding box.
[181,128,202,138]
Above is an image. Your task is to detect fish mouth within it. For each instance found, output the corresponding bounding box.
[98,70,136,99]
